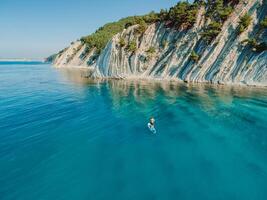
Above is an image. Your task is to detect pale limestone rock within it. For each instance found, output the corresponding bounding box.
[53,0,267,86]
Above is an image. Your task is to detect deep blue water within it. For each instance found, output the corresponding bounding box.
[0,62,267,200]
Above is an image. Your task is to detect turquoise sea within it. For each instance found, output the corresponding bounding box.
[0,62,267,200]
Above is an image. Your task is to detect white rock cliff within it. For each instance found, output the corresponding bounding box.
[53,0,267,86]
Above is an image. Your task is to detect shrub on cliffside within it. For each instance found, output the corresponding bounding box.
[237,13,252,34]
[127,41,137,53]
[145,46,156,60]
[119,37,126,47]
[135,20,148,35]
[200,0,237,44]
[218,6,233,21]
[168,2,198,29]
[240,14,267,53]
[206,0,235,22]
[143,11,160,23]
[201,21,222,43]
[242,38,267,52]
[159,9,168,21]
[146,47,156,54]
[190,51,200,62]
[260,16,267,29]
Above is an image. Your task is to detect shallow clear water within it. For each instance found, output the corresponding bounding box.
[1,62,267,200]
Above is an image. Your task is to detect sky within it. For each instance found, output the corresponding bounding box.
[0,0,179,59]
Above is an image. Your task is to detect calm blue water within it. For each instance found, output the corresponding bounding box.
[1,62,267,200]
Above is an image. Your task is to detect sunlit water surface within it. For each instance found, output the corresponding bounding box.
[0,62,267,200]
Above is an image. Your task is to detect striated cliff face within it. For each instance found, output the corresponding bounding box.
[53,0,267,86]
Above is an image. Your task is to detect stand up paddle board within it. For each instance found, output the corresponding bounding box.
[148,123,156,134]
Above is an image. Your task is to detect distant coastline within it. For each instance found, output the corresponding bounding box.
[0,59,47,65]
[0,58,44,62]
